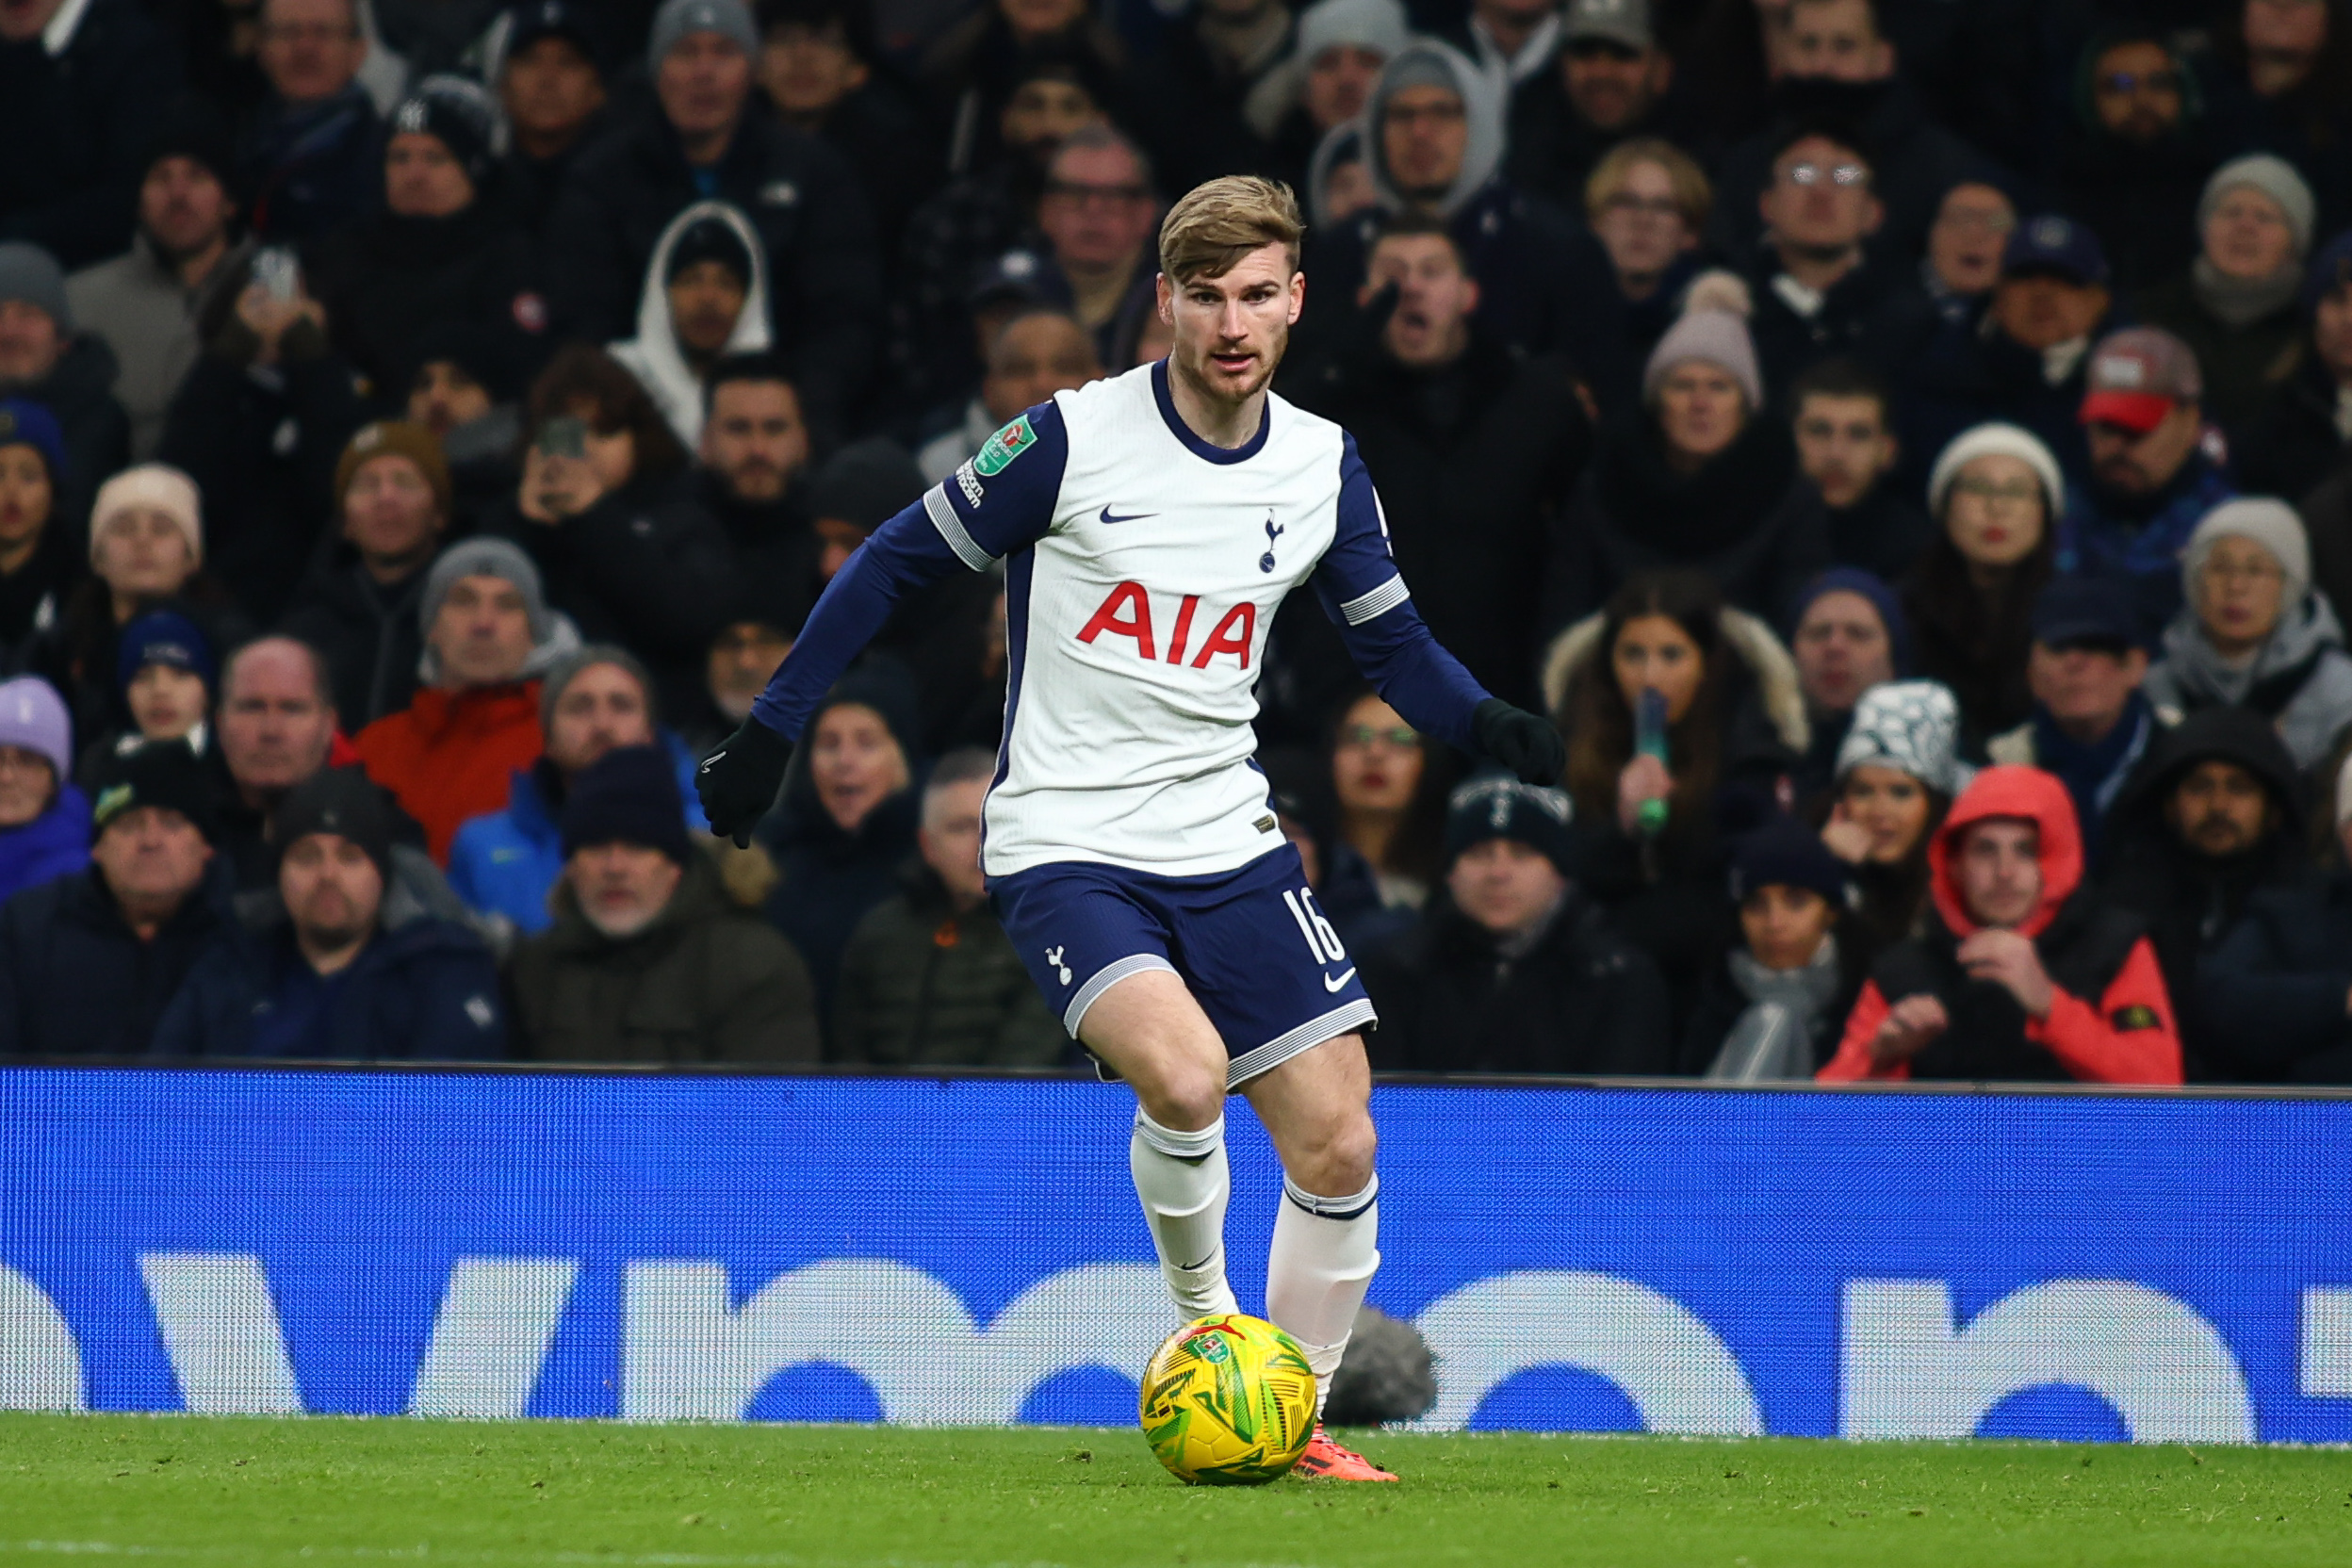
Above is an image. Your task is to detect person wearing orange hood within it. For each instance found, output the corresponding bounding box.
[1819,764,2182,1085]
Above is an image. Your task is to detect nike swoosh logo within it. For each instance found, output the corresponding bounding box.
[1322,968,1357,993]
[698,751,725,772]
[1099,506,1155,525]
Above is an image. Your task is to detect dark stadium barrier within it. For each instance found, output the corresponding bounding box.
[2,1065,2347,1443]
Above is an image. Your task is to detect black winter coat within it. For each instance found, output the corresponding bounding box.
[762,784,922,1022]
[833,861,1066,1067]
[1739,257,1936,406]
[0,0,179,268]
[7,334,132,535]
[2231,351,2352,503]
[276,547,431,731]
[0,860,235,1057]
[2199,872,2352,1085]
[1364,891,1673,1075]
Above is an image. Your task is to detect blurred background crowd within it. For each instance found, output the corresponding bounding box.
[5,0,2352,1086]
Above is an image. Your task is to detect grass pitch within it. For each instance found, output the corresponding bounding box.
[0,1414,2344,1567]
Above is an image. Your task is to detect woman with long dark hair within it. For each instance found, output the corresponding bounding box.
[1315,686,1453,959]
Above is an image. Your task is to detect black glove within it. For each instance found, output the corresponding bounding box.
[696,717,793,848]
[1473,697,1566,786]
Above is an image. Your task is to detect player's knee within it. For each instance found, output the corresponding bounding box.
[1136,1055,1227,1132]
[1293,1111,1377,1196]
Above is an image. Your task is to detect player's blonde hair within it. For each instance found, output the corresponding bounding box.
[1157,177,1305,286]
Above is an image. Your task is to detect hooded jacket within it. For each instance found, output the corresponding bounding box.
[1822,766,2182,1085]
[609,201,774,451]
[353,679,546,864]
[2144,590,2352,772]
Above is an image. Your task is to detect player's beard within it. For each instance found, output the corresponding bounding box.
[1179,318,1288,408]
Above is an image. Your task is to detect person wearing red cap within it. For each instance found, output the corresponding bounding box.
[2061,324,2239,638]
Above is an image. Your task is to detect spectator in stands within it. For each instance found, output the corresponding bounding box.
[2146,498,2352,771]
[2207,0,2352,233]
[494,347,735,714]
[0,400,77,668]
[1728,121,1932,399]
[697,352,811,600]
[1147,0,1298,193]
[1985,577,2156,865]
[1820,678,1965,956]
[1785,568,1903,800]
[83,610,217,776]
[281,422,451,729]
[2140,155,2316,429]
[0,0,176,268]
[2103,708,2311,1080]
[1243,0,1407,191]
[2066,326,2239,638]
[1436,0,1561,93]
[0,242,133,532]
[694,612,792,752]
[240,0,383,239]
[0,740,233,1057]
[307,76,547,420]
[1905,423,2063,746]
[832,748,1065,1064]
[1506,0,1678,212]
[1705,0,1980,265]
[1789,358,1928,581]
[2200,746,2352,1085]
[2236,229,2352,498]
[511,743,819,1061]
[1315,689,1449,959]
[1364,774,1672,1074]
[1919,180,2014,328]
[1017,128,1161,373]
[1293,216,1588,708]
[353,538,577,863]
[2052,28,2212,299]
[1905,216,2115,492]
[0,677,88,904]
[66,108,251,459]
[1580,139,1707,377]
[209,636,334,885]
[155,767,505,1058]
[755,0,937,259]
[918,309,1100,483]
[156,248,368,624]
[760,671,921,1015]
[1821,764,2182,1086]
[1545,569,1807,1001]
[400,325,525,527]
[1545,310,1828,626]
[449,646,703,935]
[918,0,1127,180]
[495,0,610,244]
[1680,811,1861,1078]
[610,203,774,449]
[547,0,879,428]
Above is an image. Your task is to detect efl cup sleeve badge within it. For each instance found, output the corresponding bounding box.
[973,416,1037,478]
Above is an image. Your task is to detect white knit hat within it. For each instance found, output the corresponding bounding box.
[1642,308,1763,409]
[2200,154,2317,259]
[1835,679,1971,797]
[1926,422,2066,522]
[90,463,203,567]
[2182,497,2311,611]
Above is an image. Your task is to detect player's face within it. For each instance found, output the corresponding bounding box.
[1157,243,1303,408]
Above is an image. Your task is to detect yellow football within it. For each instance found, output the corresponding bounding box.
[1137,1314,1317,1485]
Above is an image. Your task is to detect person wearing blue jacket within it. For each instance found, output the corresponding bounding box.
[0,676,89,904]
[445,645,706,934]
[155,766,506,1059]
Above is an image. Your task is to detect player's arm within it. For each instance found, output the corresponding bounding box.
[1310,435,1564,783]
[696,404,1068,842]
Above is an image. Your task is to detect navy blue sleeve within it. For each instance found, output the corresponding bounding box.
[1309,433,1492,751]
[750,401,1068,741]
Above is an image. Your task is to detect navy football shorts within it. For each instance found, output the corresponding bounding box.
[991,844,1378,1089]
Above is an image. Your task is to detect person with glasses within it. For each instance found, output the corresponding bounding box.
[1920,180,2015,326]
[2054,29,2213,299]
[1023,126,1162,370]
[239,0,384,240]
[1576,138,1708,402]
[1315,688,1452,958]
[2145,498,2352,771]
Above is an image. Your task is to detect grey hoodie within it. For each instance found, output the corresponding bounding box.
[2146,591,2352,770]
[1362,41,1506,221]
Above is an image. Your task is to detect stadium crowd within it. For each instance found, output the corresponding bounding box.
[6,0,2352,1086]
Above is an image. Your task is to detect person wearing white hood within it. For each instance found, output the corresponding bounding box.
[1310,39,1617,373]
[610,200,774,450]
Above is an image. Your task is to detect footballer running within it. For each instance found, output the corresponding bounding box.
[697,176,1566,1481]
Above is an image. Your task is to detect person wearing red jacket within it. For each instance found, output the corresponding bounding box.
[1820,763,2182,1086]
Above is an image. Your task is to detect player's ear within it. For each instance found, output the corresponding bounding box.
[1287,269,1305,326]
[1154,272,1174,323]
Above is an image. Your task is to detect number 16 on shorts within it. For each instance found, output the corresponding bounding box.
[1282,887,1350,972]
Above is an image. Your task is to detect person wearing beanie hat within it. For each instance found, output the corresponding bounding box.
[0,736,236,1058]
[2145,497,2352,771]
[334,421,454,518]
[1824,678,1968,956]
[0,676,90,907]
[610,201,773,449]
[111,609,218,760]
[1680,811,1863,1081]
[648,0,758,75]
[152,766,508,1061]
[389,76,503,194]
[1360,773,1671,1075]
[805,436,929,580]
[1642,308,1762,410]
[0,239,126,541]
[508,742,817,1063]
[2136,154,2317,429]
[0,398,84,665]
[1242,0,1409,169]
[90,465,203,573]
[449,645,709,936]
[1786,567,1907,800]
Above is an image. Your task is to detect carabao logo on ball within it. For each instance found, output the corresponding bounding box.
[973,415,1037,478]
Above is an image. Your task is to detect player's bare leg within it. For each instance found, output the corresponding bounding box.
[1244,1034,1398,1480]
[1080,970,1240,1320]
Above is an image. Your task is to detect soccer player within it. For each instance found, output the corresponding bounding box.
[697,177,1563,1479]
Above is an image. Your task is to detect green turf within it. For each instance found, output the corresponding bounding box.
[0,1414,2345,1566]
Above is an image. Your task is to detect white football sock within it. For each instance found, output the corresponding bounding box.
[1129,1111,1239,1321]
[1266,1172,1380,1420]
